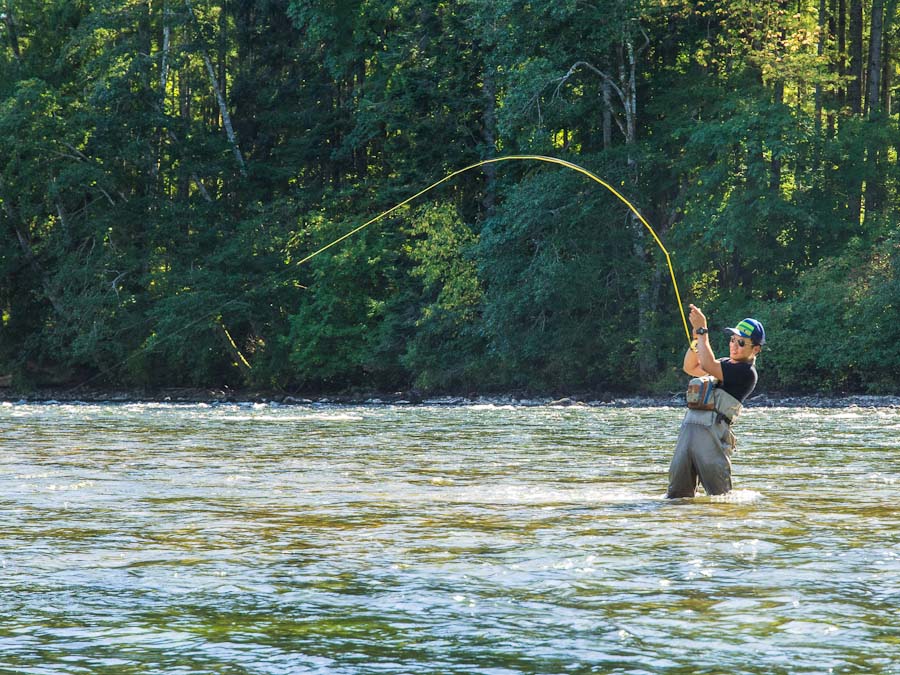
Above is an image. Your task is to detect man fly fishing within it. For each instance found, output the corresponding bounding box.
[666,304,766,498]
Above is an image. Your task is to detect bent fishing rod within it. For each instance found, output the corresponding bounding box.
[293,154,693,348]
[69,153,692,391]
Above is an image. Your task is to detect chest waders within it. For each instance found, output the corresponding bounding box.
[667,387,744,498]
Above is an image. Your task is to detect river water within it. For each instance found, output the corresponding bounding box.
[1,402,898,674]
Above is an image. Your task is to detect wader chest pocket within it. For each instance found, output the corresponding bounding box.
[686,376,718,410]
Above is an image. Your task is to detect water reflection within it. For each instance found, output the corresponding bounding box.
[1,402,898,674]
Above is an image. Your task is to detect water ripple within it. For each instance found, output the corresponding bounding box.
[1,403,898,674]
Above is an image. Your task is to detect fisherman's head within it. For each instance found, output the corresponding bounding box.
[724,318,764,361]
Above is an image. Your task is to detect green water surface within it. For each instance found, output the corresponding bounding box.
[1,402,898,674]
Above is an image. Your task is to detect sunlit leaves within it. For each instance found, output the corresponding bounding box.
[1,0,899,395]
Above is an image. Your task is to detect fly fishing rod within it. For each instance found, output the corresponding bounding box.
[67,153,691,391]
[292,154,693,347]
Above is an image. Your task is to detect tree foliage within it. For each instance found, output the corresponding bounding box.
[1,0,898,395]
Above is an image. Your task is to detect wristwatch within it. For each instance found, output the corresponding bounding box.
[695,327,709,335]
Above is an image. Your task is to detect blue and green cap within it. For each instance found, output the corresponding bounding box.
[723,318,765,345]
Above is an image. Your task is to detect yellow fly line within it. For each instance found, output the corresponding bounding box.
[295,154,692,347]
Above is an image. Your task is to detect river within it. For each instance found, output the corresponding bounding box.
[1,402,898,674]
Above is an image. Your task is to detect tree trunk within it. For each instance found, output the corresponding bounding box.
[883,0,899,114]
[178,70,191,201]
[848,0,864,114]
[161,12,171,93]
[601,79,613,149]
[815,0,827,155]
[620,34,652,380]
[838,0,847,107]
[863,0,897,220]
[202,53,247,177]
[186,0,247,177]
[772,79,784,194]
[218,2,228,103]
[883,32,892,115]
[2,3,21,60]
[156,2,171,188]
[866,0,885,116]
[848,0,864,225]
[617,39,639,161]
[555,32,649,374]
[827,0,840,136]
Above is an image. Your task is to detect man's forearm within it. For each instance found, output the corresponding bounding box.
[695,335,717,373]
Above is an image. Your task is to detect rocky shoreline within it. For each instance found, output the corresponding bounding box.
[2,387,898,409]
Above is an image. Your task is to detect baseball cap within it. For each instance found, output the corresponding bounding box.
[723,318,766,345]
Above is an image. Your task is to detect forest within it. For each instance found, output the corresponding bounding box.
[1,0,898,396]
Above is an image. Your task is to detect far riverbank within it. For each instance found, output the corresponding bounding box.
[2,387,898,409]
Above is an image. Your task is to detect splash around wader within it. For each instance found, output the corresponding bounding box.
[667,383,743,498]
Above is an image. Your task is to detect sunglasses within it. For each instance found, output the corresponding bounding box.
[729,336,752,348]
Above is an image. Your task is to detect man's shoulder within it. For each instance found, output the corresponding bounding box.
[721,358,758,383]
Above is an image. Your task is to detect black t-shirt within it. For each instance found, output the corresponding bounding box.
[719,357,758,402]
